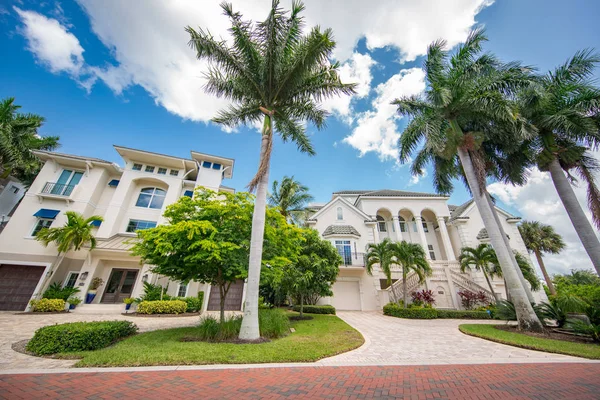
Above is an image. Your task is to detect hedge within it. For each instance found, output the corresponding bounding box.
[29,299,65,312]
[383,303,438,319]
[437,309,491,319]
[173,297,202,313]
[292,305,336,315]
[26,321,138,355]
[137,300,187,314]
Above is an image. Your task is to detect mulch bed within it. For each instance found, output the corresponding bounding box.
[496,325,597,344]
[289,315,314,321]
[13,311,70,315]
[121,312,200,318]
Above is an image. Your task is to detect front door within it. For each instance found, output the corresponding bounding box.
[101,269,138,303]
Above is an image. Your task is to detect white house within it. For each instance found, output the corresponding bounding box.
[307,190,547,311]
[0,177,26,230]
[0,146,242,312]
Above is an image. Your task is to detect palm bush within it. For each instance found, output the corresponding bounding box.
[42,282,80,301]
[495,300,517,321]
[535,295,587,327]
[195,309,290,341]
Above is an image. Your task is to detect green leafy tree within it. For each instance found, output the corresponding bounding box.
[365,238,395,285]
[0,97,59,184]
[186,1,355,340]
[514,251,541,292]
[268,176,314,223]
[281,229,340,317]
[393,28,544,331]
[131,190,302,322]
[35,211,103,298]
[459,244,502,301]
[553,269,600,309]
[519,221,565,295]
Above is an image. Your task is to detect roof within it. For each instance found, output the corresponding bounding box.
[322,225,361,237]
[333,189,446,198]
[33,150,114,165]
[449,199,474,222]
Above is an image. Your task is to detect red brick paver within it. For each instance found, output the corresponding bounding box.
[1,363,599,399]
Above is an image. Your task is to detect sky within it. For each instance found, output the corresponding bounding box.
[1,0,599,276]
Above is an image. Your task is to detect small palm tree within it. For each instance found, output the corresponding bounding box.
[459,244,502,302]
[365,238,395,285]
[187,1,355,340]
[514,251,541,292]
[35,211,103,297]
[268,176,314,223]
[392,241,432,308]
[519,221,565,295]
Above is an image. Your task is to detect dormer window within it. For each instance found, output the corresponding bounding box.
[202,161,212,169]
[132,163,142,171]
[212,163,221,170]
[136,187,166,209]
[145,166,155,173]
[336,207,343,220]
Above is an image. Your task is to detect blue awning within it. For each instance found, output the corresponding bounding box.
[90,220,102,227]
[108,179,120,187]
[184,190,193,198]
[33,209,60,219]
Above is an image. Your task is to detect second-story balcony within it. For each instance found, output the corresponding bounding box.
[40,182,77,197]
[339,252,365,268]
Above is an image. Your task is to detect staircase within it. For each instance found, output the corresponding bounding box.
[449,269,495,300]
[387,272,423,303]
[71,303,124,314]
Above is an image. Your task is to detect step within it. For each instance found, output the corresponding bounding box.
[71,303,125,314]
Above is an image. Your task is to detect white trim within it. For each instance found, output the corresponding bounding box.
[63,271,80,288]
[0,259,53,312]
[177,283,189,298]
[309,196,373,222]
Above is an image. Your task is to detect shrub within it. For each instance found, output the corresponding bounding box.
[89,277,104,291]
[29,299,65,312]
[123,297,135,305]
[411,289,435,307]
[26,321,137,355]
[137,282,171,302]
[457,289,490,310]
[258,308,290,338]
[436,309,491,319]
[383,303,438,319]
[67,297,81,306]
[198,291,205,310]
[137,300,187,314]
[495,300,517,321]
[42,282,80,301]
[174,297,202,313]
[291,305,336,315]
[195,309,289,341]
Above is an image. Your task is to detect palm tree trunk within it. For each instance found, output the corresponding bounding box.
[548,157,600,276]
[239,116,272,340]
[534,249,556,296]
[402,267,407,309]
[219,284,226,324]
[457,146,543,332]
[485,193,535,303]
[35,253,65,300]
[299,293,304,318]
[482,269,499,302]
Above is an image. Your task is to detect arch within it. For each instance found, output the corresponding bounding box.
[131,176,170,189]
[398,209,415,234]
[376,215,387,232]
[375,208,393,233]
[420,209,438,233]
[135,187,167,209]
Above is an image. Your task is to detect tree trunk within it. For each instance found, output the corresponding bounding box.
[485,193,535,303]
[457,146,544,332]
[548,157,600,276]
[239,116,272,340]
[482,269,499,302]
[504,278,512,302]
[35,253,65,300]
[402,267,407,309]
[535,250,556,296]
[299,293,304,318]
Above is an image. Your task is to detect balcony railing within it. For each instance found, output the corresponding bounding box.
[339,252,365,267]
[41,182,76,197]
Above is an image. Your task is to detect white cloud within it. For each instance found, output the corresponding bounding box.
[409,170,427,186]
[488,161,600,276]
[343,68,426,160]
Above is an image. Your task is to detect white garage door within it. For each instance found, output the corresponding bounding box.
[332,281,361,310]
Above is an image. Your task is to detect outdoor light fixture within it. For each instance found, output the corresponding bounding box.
[80,272,89,280]
[142,274,148,282]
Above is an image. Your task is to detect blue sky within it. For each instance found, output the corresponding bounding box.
[1,0,599,274]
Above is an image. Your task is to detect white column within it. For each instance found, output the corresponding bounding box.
[392,216,403,242]
[437,216,456,261]
[414,215,430,259]
[372,224,380,243]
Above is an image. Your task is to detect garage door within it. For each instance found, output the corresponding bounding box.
[207,280,244,311]
[0,264,45,311]
[332,281,361,310]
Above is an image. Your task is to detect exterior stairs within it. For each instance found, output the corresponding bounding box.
[449,269,495,299]
[387,272,422,303]
[71,303,125,314]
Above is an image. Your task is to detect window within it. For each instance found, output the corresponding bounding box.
[157,167,167,175]
[64,272,79,288]
[411,218,418,232]
[126,219,157,232]
[377,215,387,232]
[132,163,142,171]
[422,221,429,233]
[10,185,19,194]
[145,165,156,173]
[337,207,343,220]
[379,279,399,290]
[183,190,193,198]
[51,169,83,196]
[32,219,52,236]
[212,163,221,170]
[202,161,212,168]
[399,217,407,233]
[428,244,436,260]
[135,187,166,209]
[170,169,180,177]
[177,283,188,297]
[335,240,352,265]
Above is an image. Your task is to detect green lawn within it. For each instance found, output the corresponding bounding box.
[459,324,600,359]
[64,313,364,367]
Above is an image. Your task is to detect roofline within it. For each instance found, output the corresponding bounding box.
[114,145,197,164]
[308,195,373,221]
[33,150,113,165]
[190,151,235,178]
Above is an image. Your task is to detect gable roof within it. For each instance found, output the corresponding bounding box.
[323,225,361,237]
[449,199,519,222]
[306,195,375,223]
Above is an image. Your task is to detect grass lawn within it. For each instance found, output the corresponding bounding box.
[459,324,600,359]
[64,313,364,367]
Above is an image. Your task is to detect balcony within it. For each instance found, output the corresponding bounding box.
[339,252,365,268]
[41,182,76,196]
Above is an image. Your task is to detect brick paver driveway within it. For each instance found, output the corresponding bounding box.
[2,363,599,399]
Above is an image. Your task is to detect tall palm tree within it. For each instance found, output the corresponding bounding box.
[517,51,600,276]
[393,29,544,331]
[519,221,565,295]
[459,244,502,301]
[268,175,314,222]
[391,241,432,308]
[187,1,355,340]
[365,238,395,285]
[0,98,59,185]
[34,211,103,298]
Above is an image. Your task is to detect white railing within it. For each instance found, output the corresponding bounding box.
[387,272,422,303]
[449,269,494,299]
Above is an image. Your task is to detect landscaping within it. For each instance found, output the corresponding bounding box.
[459,324,600,359]
[291,305,336,315]
[383,303,491,320]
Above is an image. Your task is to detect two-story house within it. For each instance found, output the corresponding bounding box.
[0,146,241,312]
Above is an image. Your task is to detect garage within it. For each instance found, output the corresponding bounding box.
[0,264,45,311]
[332,280,361,310]
[207,279,244,311]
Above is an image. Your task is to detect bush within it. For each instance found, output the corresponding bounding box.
[26,321,138,355]
[292,305,336,315]
[137,282,172,302]
[411,290,435,307]
[258,308,290,338]
[495,300,517,321]
[29,299,65,312]
[174,297,202,313]
[436,309,491,319]
[195,309,289,341]
[198,291,204,310]
[42,282,80,301]
[457,289,490,310]
[137,300,187,314]
[383,303,438,319]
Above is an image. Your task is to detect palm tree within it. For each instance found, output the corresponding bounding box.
[393,241,432,308]
[514,251,541,292]
[0,97,59,184]
[519,221,565,295]
[268,176,314,223]
[365,238,395,284]
[35,211,103,297]
[393,29,544,331]
[459,244,502,302]
[517,51,600,275]
[187,1,355,340]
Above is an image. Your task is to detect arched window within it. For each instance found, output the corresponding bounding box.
[411,217,418,232]
[337,207,343,220]
[399,216,407,233]
[377,215,387,232]
[136,187,166,209]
